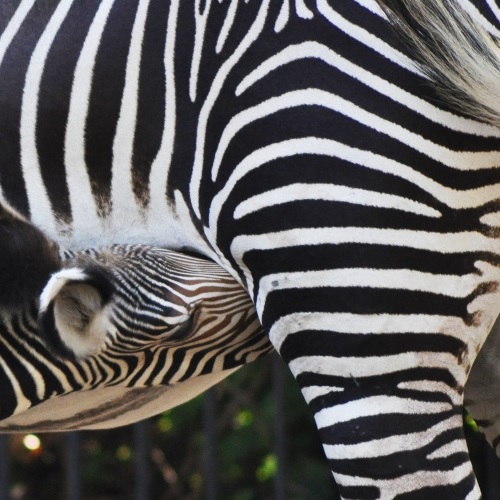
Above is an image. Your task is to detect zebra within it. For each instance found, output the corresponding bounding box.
[1,0,500,497]
[0,203,269,430]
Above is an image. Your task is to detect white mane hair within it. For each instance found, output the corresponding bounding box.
[376,0,500,127]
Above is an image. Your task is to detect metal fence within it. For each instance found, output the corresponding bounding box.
[0,354,499,499]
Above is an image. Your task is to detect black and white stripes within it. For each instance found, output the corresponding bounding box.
[2,0,500,497]
[0,237,269,431]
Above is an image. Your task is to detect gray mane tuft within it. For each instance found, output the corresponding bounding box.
[377,0,500,127]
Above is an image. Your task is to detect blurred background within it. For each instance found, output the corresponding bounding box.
[1,353,499,500]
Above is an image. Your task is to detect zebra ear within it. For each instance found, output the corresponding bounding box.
[38,267,114,359]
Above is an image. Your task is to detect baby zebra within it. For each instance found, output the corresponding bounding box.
[0,205,270,431]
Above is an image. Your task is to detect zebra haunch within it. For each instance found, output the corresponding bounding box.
[1,0,500,498]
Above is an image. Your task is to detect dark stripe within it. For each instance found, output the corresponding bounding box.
[37,2,102,223]
[131,0,169,207]
[320,411,458,446]
[0,3,60,217]
[335,484,380,500]
[261,288,470,331]
[242,245,489,288]
[85,0,140,216]
[280,331,465,361]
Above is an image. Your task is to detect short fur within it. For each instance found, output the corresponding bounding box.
[0,207,60,308]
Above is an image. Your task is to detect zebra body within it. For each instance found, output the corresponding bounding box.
[1,0,500,497]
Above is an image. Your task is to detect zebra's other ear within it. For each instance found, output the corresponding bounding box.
[38,267,114,359]
[0,205,60,308]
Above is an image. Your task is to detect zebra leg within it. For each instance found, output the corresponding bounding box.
[207,151,500,497]
[211,180,500,498]
[187,1,500,495]
[252,267,499,499]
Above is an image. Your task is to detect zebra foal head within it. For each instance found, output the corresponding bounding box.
[0,205,202,359]
[0,205,269,429]
[0,203,265,365]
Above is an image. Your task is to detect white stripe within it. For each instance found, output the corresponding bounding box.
[397,380,463,405]
[290,353,465,388]
[216,0,238,53]
[295,0,314,19]
[0,0,36,68]
[0,324,46,401]
[235,41,500,137]
[231,227,497,297]
[212,88,500,181]
[234,183,441,220]
[314,394,452,428]
[301,385,344,403]
[232,226,497,257]
[334,462,475,499]
[209,138,500,242]
[8,328,74,393]
[267,312,474,351]
[0,333,32,413]
[148,0,179,219]
[190,0,270,218]
[324,415,460,459]
[190,0,212,102]
[480,211,500,227]
[317,0,420,74]
[426,439,466,460]
[65,0,116,234]
[274,0,289,32]
[256,268,480,317]
[111,0,150,222]
[20,0,75,234]
[352,0,386,17]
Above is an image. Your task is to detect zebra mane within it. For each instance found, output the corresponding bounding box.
[376,0,500,127]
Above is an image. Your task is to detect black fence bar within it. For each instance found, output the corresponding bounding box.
[273,354,287,500]
[134,421,150,500]
[203,388,218,500]
[0,434,9,499]
[65,432,81,500]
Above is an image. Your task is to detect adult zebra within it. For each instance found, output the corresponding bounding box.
[1,0,500,498]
